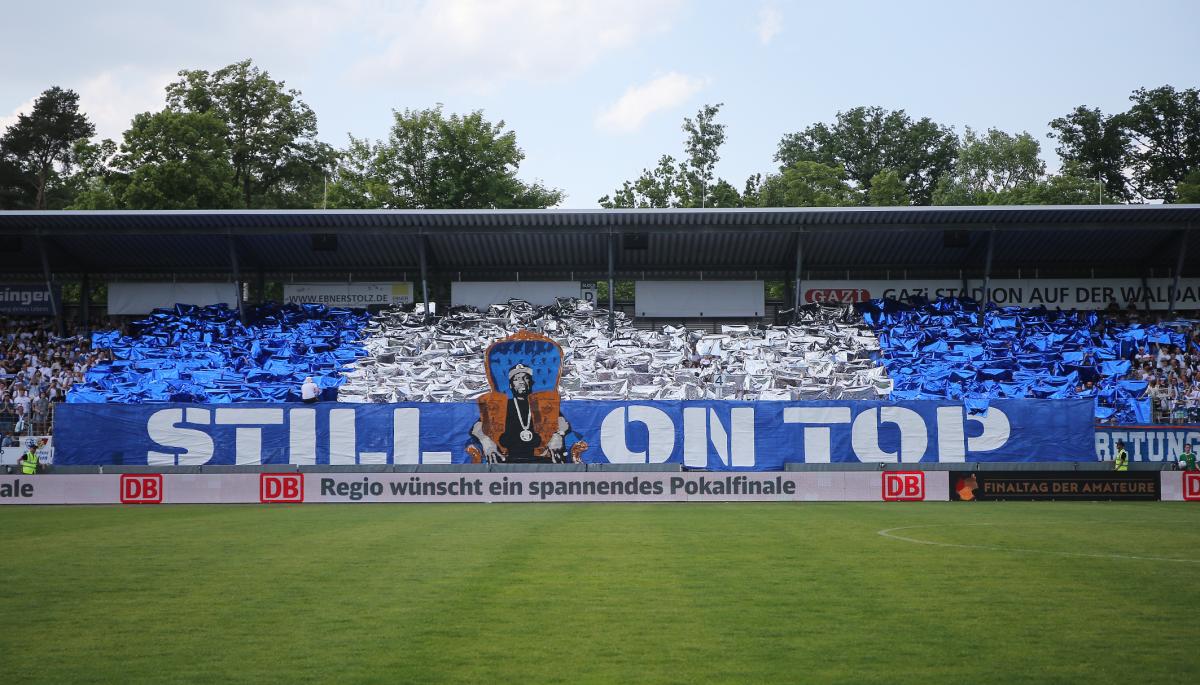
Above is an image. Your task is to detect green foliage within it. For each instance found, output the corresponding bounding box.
[933,128,1046,205]
[867,168,909,206]
[1049,86,1200,203]
[0,86,94,209]
[753,161,860,207]
[1178,169,1200,203]
[70,111,240,209]
[329,105,562,209]
[1122,85,1200,203]
[1047,105,1132,202]
[775,106,957,205]
[166,59,335,208]
[600,104,742,208]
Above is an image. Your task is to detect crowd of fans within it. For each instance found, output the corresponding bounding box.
[0,317,106,439]
[1,303,1199,439]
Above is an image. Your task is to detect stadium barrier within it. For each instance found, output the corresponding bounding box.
[0,471,950,504]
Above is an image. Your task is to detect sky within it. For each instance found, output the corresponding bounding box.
[2,0,1198,207]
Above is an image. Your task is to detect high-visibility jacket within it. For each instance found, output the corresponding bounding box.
[1114,448,1129,472]
[19,449,39,475]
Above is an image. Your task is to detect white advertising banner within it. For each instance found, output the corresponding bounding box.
[636,281,765,318]
[1161,471,1200,502]
[108,282,239,315]
[283,282,412,307]
[0,471,949,504]
[801,278,1200,310]
[451,281,584,311]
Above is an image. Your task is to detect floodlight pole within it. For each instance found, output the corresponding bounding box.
[792,232,804,325]
[1168,227,1189,316]
[608,231,616,333]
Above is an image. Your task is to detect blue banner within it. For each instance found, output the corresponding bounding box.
[55,399,1095,469]
[1094,425,1200,462]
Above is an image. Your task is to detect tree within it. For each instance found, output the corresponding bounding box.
[933,128,1045,205]
[0,86,94,209]
[328,105,562,209]
[70,111,240,210]
[1047,105,1131,202]
[775,106,956,205]
[600,104,740,208]
[165,59,334,208]
[752,162,859,207]
[1122,85,1200,203]
[867,169,909,206]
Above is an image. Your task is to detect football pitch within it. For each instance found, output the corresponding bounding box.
[2,502,1197,684]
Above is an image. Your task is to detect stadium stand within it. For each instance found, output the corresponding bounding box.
[0,316,99,436]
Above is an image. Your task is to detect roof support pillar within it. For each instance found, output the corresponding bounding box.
[1168,228,1189,316]
[792,232,804,325]
[419,236,431,319]
[228,235,245,323]
[979,228,995,327]
[36,234,63,336]
[80,272,90,331]
[608,231,616,333]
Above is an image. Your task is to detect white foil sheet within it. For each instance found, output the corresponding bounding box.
[338,299,890,402]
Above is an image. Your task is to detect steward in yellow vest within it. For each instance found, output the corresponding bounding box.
[1113,440,1129,472]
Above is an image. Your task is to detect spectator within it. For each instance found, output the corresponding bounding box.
[301,376,320,404]
[0,316,96,435]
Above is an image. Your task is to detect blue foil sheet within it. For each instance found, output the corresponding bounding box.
[68,303,369,403]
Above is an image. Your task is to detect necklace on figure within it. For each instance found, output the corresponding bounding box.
[514,396,533,442]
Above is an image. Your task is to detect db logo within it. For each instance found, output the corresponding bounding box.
[1184,473,1200,501]
[882,471,925,501]
[120,474,163,504]
[805,288,871,304]
[260,473,304,503]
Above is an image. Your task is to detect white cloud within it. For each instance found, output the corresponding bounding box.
[0,96,36,136]
[595,72,707,133]
[346,0,683,92]
[75,67,177,142]
[0,68,177,144]
[757,3,783,45]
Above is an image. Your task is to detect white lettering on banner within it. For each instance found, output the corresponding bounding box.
[783,407,852,463]
[147,408,213,465]
[214,409,285,465]
[804,278,1200,310]
[682,408,755,468]
[1094,429,1200,461]
[600,406,674,463]
[851,407,927,463]
[142,405,1022,466]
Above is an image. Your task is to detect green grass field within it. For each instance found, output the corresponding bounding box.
[2,502,1198,684]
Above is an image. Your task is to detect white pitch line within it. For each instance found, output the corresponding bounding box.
[877,523,1200,564]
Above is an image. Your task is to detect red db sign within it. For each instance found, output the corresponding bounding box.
[1184,473,1200,501]
[882,471,925,501]
[260,473,304,503]
[120,474,163,504]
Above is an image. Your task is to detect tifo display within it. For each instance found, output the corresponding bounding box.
[7,288,1195,468]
